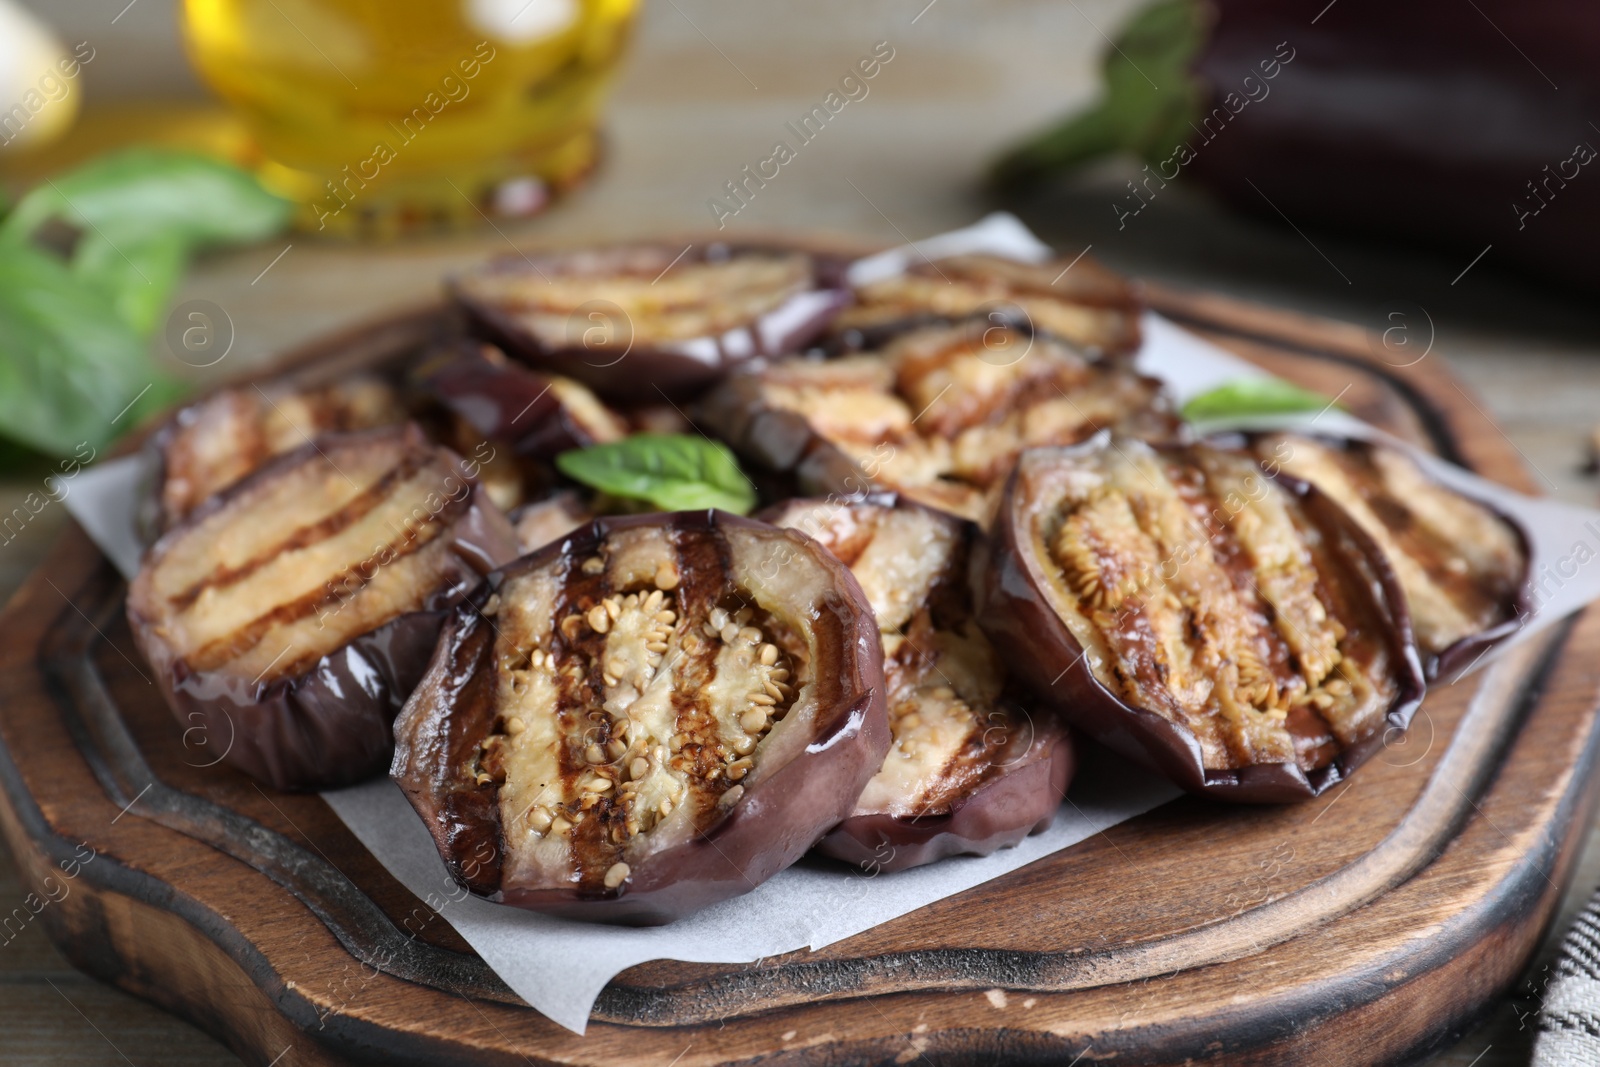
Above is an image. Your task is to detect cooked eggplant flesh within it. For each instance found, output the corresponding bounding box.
[744,321,1174,522]
[474,521,848,895]
[1023,440,1404,773]
[155,375,404,530]
[511,491,594,554]
[835,253,1142,356]
[133,426,489,685]
[767,499,1029,817]
[457,246,816,347]
[1250,434,1526,659]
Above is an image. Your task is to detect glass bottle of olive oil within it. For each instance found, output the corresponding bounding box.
[180,0,638,236]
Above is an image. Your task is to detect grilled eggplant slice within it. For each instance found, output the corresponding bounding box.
[391,511,890,924]
[832,252,1143,357]
[144,374,405,536]
[700,321,1178,525]
[127,424,518,791]
[764,496,1072,872]
[414,343,627,459]
[1243,432,1530,677]
[453,244,849,401]
[979,437,1424,801]
[510,491,594,555]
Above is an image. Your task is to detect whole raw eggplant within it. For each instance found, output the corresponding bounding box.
[994,0,1600,293]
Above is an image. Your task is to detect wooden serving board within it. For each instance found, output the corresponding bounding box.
[1,283,1597,1067]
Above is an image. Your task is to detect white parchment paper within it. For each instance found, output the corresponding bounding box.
[58,214,1600,1034]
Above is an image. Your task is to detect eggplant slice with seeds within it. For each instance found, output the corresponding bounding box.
[143,374,405,537]
[701,320,1178,525]
[764,496,1072,872]
[453,244,849,402]
[979,437,1424,801]
[1242,432,1530,678]
[831,252,1143,357]
[128,424,519,791]
[391,510,889,924]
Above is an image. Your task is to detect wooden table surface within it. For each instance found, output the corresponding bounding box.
[5,1,1600,1063]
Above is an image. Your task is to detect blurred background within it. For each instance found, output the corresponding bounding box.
[1,1,1596,1063]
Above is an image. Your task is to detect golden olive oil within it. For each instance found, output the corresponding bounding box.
[180,0,637,235]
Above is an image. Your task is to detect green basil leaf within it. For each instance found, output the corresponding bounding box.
[0,148,292,251]
[556,434,758,515]
[1181,378,1341,423]
[0,243,176,457]
[991,0,1208,187]
[73,229,190,335]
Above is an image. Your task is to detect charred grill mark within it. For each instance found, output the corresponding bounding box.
[1163,465,1305,708]
[918,701,1024,810]
[136,424,509,685]
[185,527,456,676]
[178,462,468,676]
[820,520,879,569]
[1298,515,1398,742]
[157,377,406,530]
[465,251,813,343]
[1036,442,1398,771]
[922,568,971,637]
[550,540,611,884]
[1273,437,1521,651]
[717,322,1175,524]
[769,500,1020,819]
[395,510,891,919]
[484,519,810,893]
[170,449,439,611]
[241,415,273,480]
[836,254,1143,357]
[439,613,507,895]
[1182,459,1339,700]
[1367,499,1508,620]
[671,523,744,831]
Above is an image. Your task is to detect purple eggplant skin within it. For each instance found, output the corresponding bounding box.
[999,0,1600,293]
[696,366,850,491]
[127,426,520,792]
[390,510,891,925]
[975,443,1426,803]
[412,343,624,460]
[819,724,1075,873]
[451,244,851,403]
[1431,562,1533,682]
[1184,0,1600,294]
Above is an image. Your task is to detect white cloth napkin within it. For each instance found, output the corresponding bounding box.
[1536,892,1600,1066]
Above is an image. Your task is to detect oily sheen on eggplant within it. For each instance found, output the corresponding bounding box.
[978,437,1425,801]
[127,424,519,791]
[830,252,1143,357]
[390,511,890,924]
[764,496,1073,872]
[1240,432,1531,679]
[141,374,405,537]
[413,342,627,460]
[452,243,849,401]
[699,320,1178,525]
